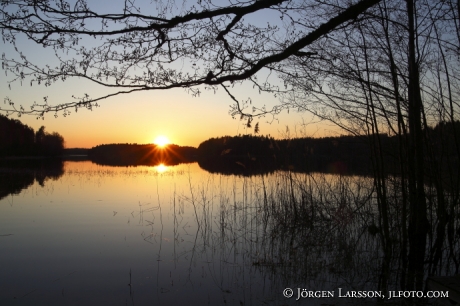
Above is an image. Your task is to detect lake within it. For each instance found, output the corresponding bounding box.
[0,160,456,305]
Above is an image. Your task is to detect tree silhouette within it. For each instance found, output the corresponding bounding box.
[0,115,65,156]
[1,0,379,117]
[34,125,65,155]
[278,0,460,291]
[0,114,34,154]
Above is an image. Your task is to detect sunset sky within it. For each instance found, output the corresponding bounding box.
[0,1,336,149]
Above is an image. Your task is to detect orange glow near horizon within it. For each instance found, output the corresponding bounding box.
[153,135,170,147]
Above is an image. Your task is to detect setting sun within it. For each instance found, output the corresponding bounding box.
[153,135,170,147]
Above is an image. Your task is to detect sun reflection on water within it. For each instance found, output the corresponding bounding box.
[154,163,168,173]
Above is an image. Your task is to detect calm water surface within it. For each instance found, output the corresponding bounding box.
[3,160,450,306]
[0,161,332,306]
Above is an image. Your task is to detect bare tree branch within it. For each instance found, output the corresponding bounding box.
[0,0,381,117]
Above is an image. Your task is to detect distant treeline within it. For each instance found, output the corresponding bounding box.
[89,143,197,166]
[197,134,375,175]
[7,114,451,177]
[88,135,382,174]
[86,121,459,175]
[0,114,65,156]
[196,121,460,175]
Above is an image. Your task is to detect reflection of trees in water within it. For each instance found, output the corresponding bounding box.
[197,156,278,176]
[0,168,34,201]
[197,156,376,177]
[168,171,458,304]
[0,159,64,201]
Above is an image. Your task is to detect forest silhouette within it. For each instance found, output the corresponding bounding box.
[0,114,65,157]
[88,143,197,167]
[81,120,460,178]
[2,114,459,196]
[2,114,458,179]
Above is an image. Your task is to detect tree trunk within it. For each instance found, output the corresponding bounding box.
[405,0,429,292]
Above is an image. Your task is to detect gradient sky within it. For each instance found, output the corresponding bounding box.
[0,1,337,148]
